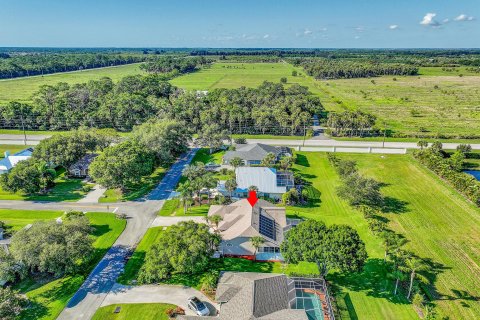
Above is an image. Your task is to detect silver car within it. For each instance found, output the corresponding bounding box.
[187,296,210,316]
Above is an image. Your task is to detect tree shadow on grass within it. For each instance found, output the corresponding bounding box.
[329,258,411,305]
[381,196,409,214]
[295,153,310,167]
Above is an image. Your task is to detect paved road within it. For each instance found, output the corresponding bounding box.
[102,284,218,316]
[246,138,480,150]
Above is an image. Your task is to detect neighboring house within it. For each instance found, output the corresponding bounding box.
[0,148,34,174]
[219,167,294,200]
[223,143,291,166]
[179,272,335,320]
[68,153,98,178]
[208,198,289,261]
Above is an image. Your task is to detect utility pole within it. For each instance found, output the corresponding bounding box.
[382,121,387,148]
[20,108,27,146]
[302,121,307,147]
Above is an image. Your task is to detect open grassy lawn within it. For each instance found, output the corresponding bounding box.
[288,152,416,320]
[191,148,225,165]
[0,63,144,104]
[158,199,209,217]
[0,169,92,202]
[418,66,480,76]
[118,227,164,284]
[19,212,126,320]
[92,303,177,320]
[333,153,480,320]
[0,209,62,231]
[100,167,166,202]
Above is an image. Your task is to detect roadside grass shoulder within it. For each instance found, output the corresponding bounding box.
[20,212,126,320]
[92,303,177,320]
[118,227,164,285]
[0,209,62,231]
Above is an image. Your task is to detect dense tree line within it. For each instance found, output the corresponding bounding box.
[295,58,418,79]
[413,143,480,206]
[0,75,175,131]
[1,75,320,135]
[165,81,323,136]
[0,53,144,79]
[140,56,212,74]
[326,110,377,137]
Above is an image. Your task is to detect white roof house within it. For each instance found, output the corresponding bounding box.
[0,148,34,174]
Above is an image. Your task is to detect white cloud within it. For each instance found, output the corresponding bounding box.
[420,13,441,27]
[354,35,360,39]
[389,25,398,30]
[442,18,450,23]
[355,26,365,32]
[454,14,475,22]
[263,34,270,39]
[304,28,313,35]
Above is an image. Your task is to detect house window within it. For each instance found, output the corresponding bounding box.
[259,247,280,253]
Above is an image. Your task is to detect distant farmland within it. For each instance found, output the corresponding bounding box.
[172,62,480,138]
[0,63,144,104]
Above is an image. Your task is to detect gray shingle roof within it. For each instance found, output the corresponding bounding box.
[224,143,282,162]
[201,272,308,320]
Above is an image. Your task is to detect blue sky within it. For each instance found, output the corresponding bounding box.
[1,0,478,48]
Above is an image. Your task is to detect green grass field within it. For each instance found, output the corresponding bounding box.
[0,63,144,104]
[0,209,62,231]
[92,303,177,320]
[335,153,480,319]
[0,144,33,157]
[288,152,416,320]
[20,212,126,320]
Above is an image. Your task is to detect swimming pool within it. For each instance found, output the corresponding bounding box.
[465,170,480,181]
[288,277,334,320]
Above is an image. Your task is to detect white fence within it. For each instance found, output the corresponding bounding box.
[297,146,407,154]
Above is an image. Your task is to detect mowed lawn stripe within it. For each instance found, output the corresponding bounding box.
[288,153,416,320]
[341,153,480,319]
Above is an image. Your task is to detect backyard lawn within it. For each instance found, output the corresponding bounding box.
[92,303,177,320]
[336,153,480,320]
[18,212,126,320]
[100,167,166,202]
[288,152,416,320]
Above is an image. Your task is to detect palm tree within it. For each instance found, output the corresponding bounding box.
[207,214,223,232]
[260,152,276,167]
[248,185,259,192]
[388,269,407,295]
[230,157,243,170]
[177,181,193,213]
[225,179,237,199]
[417,140,428,150]
[279,156,294,171]
[203,174,218,204]
[251,236,265,261]
[382,232,407,263]
[400,257,429,299]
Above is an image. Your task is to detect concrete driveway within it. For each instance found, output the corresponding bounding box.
[151,215,206,227]
[102,284,218,316]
